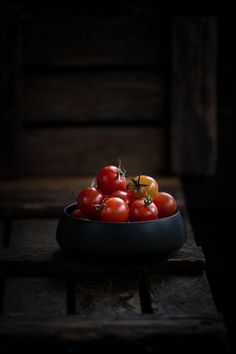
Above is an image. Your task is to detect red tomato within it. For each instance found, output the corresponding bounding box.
[129,175,159,199]
[96,165,127,195]
[71,208,90,220]
[110,189,136,204]
[71,208,84,218]
[153,192,177,218]
[100,197,129,222]
[77,187,104,220]
[129,199,158,221]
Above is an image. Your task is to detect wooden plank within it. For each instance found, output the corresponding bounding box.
[3,278,66,316]
[0,316,229,353]
[0,4,22,177]
[0,245,205,276]
[10,219,59,248]
[150,273,217,316]
[22,16,168,67]
[171,17,217,175]
[24,72,166,123]
[24,127,167,176]
[75,276,140,315]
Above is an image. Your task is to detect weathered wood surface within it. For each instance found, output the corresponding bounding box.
[75,276,141,315]
[171,17,217,175]
[23,127,166,176]
[0,316,228,353]
[0,177,184,217]
[150,273,217,316]
[0,246,205,276]
[10,219,58,248]
[3,278,66,317]
[22,16,168,67]
[24,73,165,123]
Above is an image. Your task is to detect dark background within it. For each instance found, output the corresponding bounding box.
[184,16,236,350]
[1,3,236,351]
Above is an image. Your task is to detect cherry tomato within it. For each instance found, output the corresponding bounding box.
[71,208,84,218]
[71,208,90,220]
[96,165,127,195]
[129,199,158,221]
[77,187,104,220]
[110,189,136,204]
[153,192,177,218]
[129,175,159,199]
[100,197,129,222]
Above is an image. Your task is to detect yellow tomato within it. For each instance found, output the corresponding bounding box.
[129,175,159,199]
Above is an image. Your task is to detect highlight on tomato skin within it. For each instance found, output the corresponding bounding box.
[96,163,127,195]
[77,187,104,220]
[153,192,177,218]
[129,198,158,222]
[128,175,159,199]
[99,197,129,223]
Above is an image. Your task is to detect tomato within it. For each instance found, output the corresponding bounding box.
[71,208,84,218]
[153,192,177,218]
[129,199,158,221]
[96,164,127,195]
[129,175,159,199]
[110,189,136,204]
[100,197,129,222]
[77,187,104,220]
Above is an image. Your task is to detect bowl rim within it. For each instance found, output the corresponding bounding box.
[64,202,181,225]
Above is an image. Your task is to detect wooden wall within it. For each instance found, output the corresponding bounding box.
[0,3,217,178]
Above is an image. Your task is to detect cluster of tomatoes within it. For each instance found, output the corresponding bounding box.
[71,162,177,222]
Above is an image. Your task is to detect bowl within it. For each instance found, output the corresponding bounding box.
[56,203,187,260]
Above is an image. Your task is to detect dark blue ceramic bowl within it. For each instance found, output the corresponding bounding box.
[56,203,187,259]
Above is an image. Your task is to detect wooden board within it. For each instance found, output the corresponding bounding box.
[0,316,228,353]
[22,16,168,67]
[10,219,59,248]
[149,273,217,316]
[75,276,141,315]
[23,127,167,176]
[23,72,166,123]
[3,278,66,316]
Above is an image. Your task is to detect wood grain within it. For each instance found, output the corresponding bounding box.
[0,316,229,353]
[22,16,168,67]
[23,72,166,123]
[171,17,217,175]
[24,127,167,176]
[150,272,217,316]
[75,276,140,315]
[3,278,66,316]
[10,219,59,248]
[0,245,205,276]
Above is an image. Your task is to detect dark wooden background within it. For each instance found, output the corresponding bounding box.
[0,1,235,351]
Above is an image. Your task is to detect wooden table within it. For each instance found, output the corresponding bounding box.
[0,177,229,353]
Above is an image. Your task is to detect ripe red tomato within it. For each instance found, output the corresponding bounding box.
[96,165,127,195]
[153,192,177,218]
[71,208,90,220]
[129,175,159,199]
[110,189,136,204]
[100,197,129,222]
[129,199,158,221]
[77,187,104,220]
[71,208,84,218]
